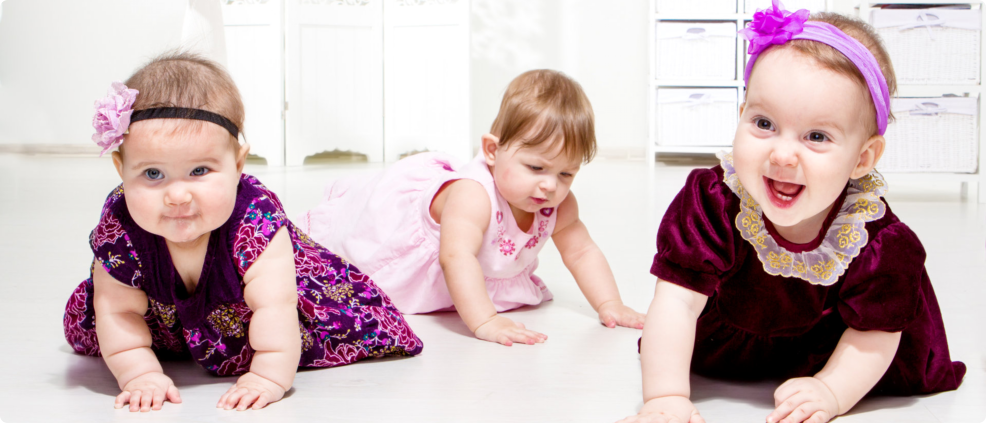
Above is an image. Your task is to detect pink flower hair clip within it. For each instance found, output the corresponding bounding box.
[739,0,810,55]
[91,82,138,156]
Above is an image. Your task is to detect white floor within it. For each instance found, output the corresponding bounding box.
[0,153,983,423]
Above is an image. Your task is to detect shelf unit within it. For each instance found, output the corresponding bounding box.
[647,0,833,158]
[857,1,985,202]
[646,0,986,202]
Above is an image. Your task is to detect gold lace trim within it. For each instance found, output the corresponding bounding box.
[719,151,888,286]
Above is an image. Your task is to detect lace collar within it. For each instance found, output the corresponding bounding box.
[718,151,888,286]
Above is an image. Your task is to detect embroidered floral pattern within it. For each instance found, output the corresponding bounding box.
[207,303,250,338]
[499,238,516,256]
[524,236,539,249]
[719,151,887,286]
[149,298,177,328]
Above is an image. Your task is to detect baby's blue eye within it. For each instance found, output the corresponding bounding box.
[191,167,210,176]
[807,132,829,143]
[144,169,163,180]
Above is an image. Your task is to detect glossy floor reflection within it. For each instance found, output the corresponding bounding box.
[0,153,982,422]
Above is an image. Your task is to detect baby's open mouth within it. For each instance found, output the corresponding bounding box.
[763,176,805,207]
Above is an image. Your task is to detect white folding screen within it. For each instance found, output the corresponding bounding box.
[383,0,471,162]
[286,0,385,165]
[223,0,468,166]
[222,0,286,166]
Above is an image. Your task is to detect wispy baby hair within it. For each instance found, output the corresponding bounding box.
[490,69,596,163]
[124,51,245,150]
[792,12,898,133]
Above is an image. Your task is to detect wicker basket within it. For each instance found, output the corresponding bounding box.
[881,97,979,173]
[871,9,981,85]
[655,22,737,80]
[745,0,825,13]
[656,88,738,147]
[657,0,734,14]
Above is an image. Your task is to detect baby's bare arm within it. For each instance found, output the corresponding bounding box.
[552,193,644,328]
[630,280,708,423]
[93,261,180,411]
[219,226,301,410]
[93,261,160,388]
[438,180,545,346]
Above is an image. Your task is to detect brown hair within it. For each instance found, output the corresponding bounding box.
[777,13,898,135]
[124,51,245,151]
[490,69,596,163]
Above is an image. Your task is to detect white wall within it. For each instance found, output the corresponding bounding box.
[0,0,861,153]
[469,0,858,158]
[0,1,186,146]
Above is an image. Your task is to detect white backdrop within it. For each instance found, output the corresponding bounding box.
[0,0,187,147]
[468,0,856,158]
[0,0,856,155]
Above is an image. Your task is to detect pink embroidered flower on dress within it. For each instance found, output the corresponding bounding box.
[91,82,138,156]
[499,238,516,256]
[524,236,539,249]
[738,0,809,55]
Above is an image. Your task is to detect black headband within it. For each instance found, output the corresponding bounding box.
[129,107,239,139]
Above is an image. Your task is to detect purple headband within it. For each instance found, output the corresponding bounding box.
[739,0,891,135]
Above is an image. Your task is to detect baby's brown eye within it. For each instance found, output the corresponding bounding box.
[756,118,773,130]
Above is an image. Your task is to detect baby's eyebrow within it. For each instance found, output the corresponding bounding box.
[131,161,161,169]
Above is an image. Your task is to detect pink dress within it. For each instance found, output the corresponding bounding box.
[298,152,556,314]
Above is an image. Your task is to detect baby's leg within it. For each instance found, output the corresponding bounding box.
[63,278,101,357]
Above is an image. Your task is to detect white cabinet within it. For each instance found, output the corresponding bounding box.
[222,0,469,166]
[648,0,833,156]
[859,1,986,202]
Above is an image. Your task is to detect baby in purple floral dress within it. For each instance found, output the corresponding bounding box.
[63,52,422,412]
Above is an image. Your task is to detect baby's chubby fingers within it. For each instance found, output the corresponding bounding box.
[236,391,261,411]
[768,393,808,423]
[222,387,249,410]
[139,389,154,412]
[115,391,131,409]
[251,392,272,410]
[151,389,166,411]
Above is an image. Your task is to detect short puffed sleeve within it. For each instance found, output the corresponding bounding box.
[231,175,289,277]
[89,186,144,288]
[838,221,927,332]
[651,167,738,296]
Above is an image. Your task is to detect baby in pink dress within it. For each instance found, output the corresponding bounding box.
[299,70,645,346]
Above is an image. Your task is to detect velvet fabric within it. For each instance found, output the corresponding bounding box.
[650,166,965,395]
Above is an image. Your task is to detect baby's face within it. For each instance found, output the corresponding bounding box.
[733,47,875,229]
[487,135,582,215]
[113,120,245,246]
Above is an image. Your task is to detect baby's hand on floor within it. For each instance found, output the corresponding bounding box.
[473,315,547,346]
[767,377,839,423]
[217,372,286,411]
[116,371,182,412]
[616,395,705,423]
[598,300,646,329]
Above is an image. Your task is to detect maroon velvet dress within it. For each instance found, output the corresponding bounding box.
[650,162,965,395]
[64,174,423,376]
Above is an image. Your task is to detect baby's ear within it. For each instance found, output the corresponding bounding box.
[481,133,499,166]
[235,143,251,174]
[111,151,125,180]
[852,134,886,179]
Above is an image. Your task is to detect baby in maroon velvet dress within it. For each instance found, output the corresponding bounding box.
[623,5,965,423]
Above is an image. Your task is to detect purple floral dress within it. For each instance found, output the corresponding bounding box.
[63,174,423,376]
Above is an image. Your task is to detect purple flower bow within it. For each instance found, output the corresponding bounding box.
[91,82,138,156]
[739,0,810,55]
